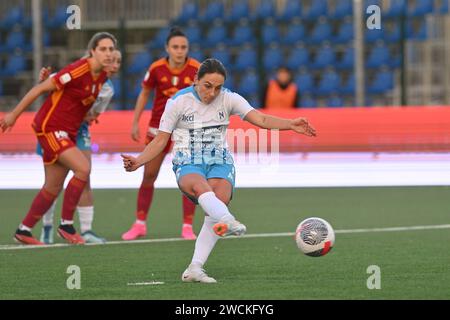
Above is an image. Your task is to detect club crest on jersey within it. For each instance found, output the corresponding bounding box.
[181,112,195,123]
[171,76,179,86]
[59,73,71,84]
[54,131,69,140]
[217,109,226,121]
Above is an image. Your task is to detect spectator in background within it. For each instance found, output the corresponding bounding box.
[262,66,299,110]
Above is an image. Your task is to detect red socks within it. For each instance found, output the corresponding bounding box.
[135,183,154,221]
[61,177,87,221]
[22,188,57,228]
[182,194,196,225]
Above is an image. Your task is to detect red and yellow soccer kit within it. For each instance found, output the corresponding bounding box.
[32,58,108,164]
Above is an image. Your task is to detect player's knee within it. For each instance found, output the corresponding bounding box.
[43,183,63,196]
[142,173,157,184]
[191,183,212,198]
[214,192,231,205]
[74,164,91,181]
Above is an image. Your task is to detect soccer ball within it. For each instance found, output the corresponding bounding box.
[295,217,335,257]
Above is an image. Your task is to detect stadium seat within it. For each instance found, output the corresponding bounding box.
[303,0,328,20]
[247,95,260,108]
[339,74,355,95]
[410,20,428,41]
[184,24,202,45]
[366,42,390,68]
[299,94,317,108]
[384,0,407,18]
[0,80,3,96]
[277,0,302,22]
[0,6,24,29]
[199,1,224,24]
[263,44,283,71]
[336,46,354,70]
[204,22,227,47]
[189,45,205,62]
[111,78,122,99]
[315,69,341,95]
[127,51,153,74]
[308,18,332,44]
[174,1,198,24]
[331,0,353,19]
[365,26,385,43]
[210,45,231,66]
[47,5,69,28]
[282,21,306,45]
[286,44,310,70]
[4,28,27,51]
[229,22,254,46]
[252,0,276,21]
[225,1,250,23]
[367,68,394,94]
[326,95,345,107]
[408,0,434,17]
[333,18,354,44]
[237,70,258,97]
[262,21,280,45]
[224,73,235,91]
[147,27,170,50]
[294,71,314,94]
[1,52,26,76]
[311,45,336,69]
[233,46,257,71]
[439,0,449,14]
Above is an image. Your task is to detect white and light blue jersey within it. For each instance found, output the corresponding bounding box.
[91,78,114,114]
[159,86,254,165]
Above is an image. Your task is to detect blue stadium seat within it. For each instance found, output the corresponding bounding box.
[294,71,314,94]
[367,69,394,94]
[262,22,280,45]
[315,69,341,95]
[210,45,231,66]
[331,0,353,19]
[147,27,170,50]
[199,1,224,24]
[252,0,276,21]
[408,0,434,17]
[299,94,317,108]
[384,0,406,18]
[247,95,260,108]
[204,23,227,47]
[174,1,198,24]
[385,23,401,43]
[47,5,68,28]
[282,21,306,45]
[226,1,250,23]
[311,45,336,69]
[286,45,310,70]
[128,51,153,74]
[308,18,332,44]
[339,74,355,95]
[366,42,390,68]
[0,80,3,96]
[230,22,254,46]
[439,0,449,14]
[326,95,344,107]
[237,70,259,96]
[278,0,302,22]
[410,20,428,41]
[224,73,235,91]
[1,6,24,29]
[365,26,385,43]
[336,46,354,70]
[184,24,202,45]
[263,45,283,71]
[303,0,328,20]
[233,46,257,71]
[4,29,27,51]
[1,52,26,76]
[111,78,122,99]
[189,45,205,62]
[333,18,354,44]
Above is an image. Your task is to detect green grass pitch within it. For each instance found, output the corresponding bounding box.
[0,187,449,299]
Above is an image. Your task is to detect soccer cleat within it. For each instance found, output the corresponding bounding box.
[181,224,197,240]
[40,225,54,244]
[213,220,247,237]
[81,230,106,244]
[57,224,85,244]
[182,264,217,283]
[14,229,45,245]
[121,223,147,241]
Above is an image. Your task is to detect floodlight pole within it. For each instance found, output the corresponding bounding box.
[353,0,365,107]
[32,0,43,109]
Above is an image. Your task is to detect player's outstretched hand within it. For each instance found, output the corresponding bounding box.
[121,154,140,172]
[39,66,52,82]
[0,113,17,133]
[131,123,140,142]
[290,117,317,137]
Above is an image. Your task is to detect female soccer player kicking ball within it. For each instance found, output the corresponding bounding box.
[0,32,116,245]
[121,59,316,282]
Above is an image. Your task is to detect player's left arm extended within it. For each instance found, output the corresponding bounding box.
[243,109,317,137]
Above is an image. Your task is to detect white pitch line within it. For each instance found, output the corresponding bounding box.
[1,224,450,251]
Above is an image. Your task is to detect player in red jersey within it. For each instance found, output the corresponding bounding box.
[0,32,116,245]
[122,27,200,241]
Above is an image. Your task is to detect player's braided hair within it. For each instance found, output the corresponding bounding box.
[166,26,187,44]
[197,58,227,80]
[86,32,118,56]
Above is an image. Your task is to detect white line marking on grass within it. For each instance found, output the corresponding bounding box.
[1,224,450,251]
[127,281,165,286]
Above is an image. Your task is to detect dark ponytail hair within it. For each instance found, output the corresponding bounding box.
[197,58,227,80]
[86,32,117,56]
[166,26,187,44]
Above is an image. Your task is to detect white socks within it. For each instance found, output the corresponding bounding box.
[42,202,56,226]
[191,216,220,267]
[197,192,235,222]
[77,206,94,233]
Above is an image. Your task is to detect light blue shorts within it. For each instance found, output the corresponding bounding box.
[36,122,91,155]
[173,162,236,204]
